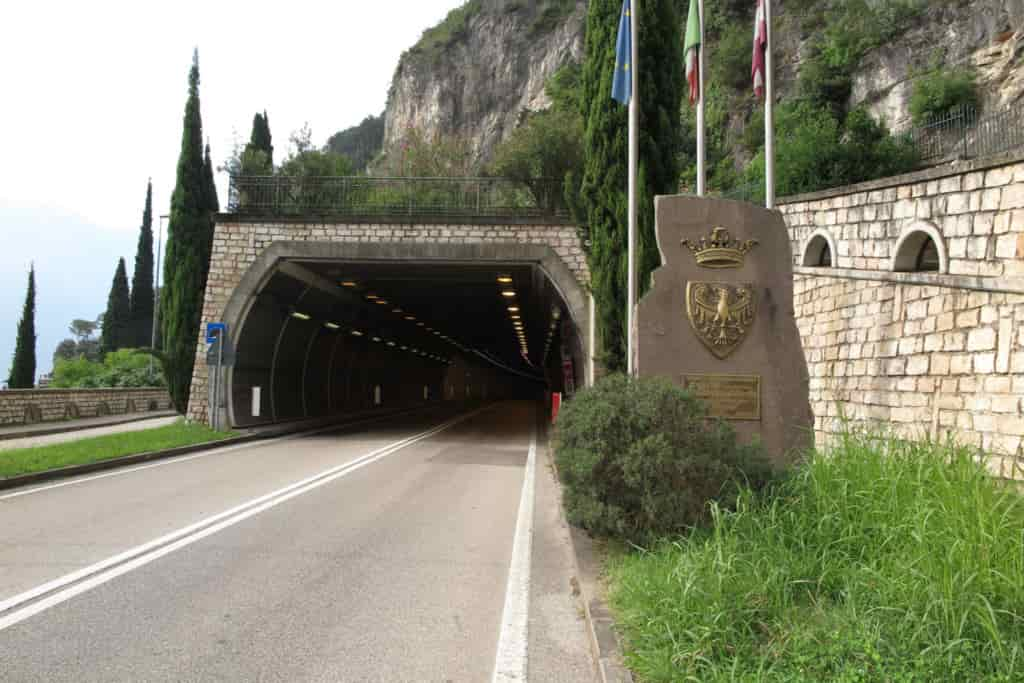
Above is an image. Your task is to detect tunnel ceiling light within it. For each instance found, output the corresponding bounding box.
[365,294,378,300]
[497,276,513,284]
[400,345,408,350]
[351,330,364,337]
[405,316,416,321]
[291,311,312,321]
[372,336,382,343]
[392,308,403,314]
[501,290,516,298]
[340,281,357,288]
[508,306,520,313]
[387,341,396,347]
[417,322,425,327]
[324,322,341,330]
[376,300,389,305]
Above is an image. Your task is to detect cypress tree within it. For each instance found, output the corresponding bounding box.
[101,258,132,354]
[129,179,155,348]
[579,0,683,371]
[8,265,37,389]
[248,111,274,167]
[203,142,220,213]
[162,49,211,413]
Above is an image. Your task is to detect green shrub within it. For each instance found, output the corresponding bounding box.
[910,66,980,124]
[609,430,1024,681]
[51,349,164,389]
[409,0,483,63]
[710,21,754,92]
[743,102,918,196]
[553,374,773,544]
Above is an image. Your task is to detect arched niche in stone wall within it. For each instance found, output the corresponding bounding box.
[801,229,838,268]
[892,220,948,274]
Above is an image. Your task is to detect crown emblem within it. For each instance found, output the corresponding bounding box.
[681,227,759,269]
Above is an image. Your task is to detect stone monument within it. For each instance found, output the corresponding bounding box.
[636,196,813,462]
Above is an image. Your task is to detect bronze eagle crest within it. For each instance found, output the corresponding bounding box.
[686,282,757,359]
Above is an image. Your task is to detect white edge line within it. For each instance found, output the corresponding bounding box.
[492,422,537,683]
[0,409,424,502]
[0,409,482,623]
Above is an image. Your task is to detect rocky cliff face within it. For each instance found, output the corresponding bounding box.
[852,0,1024,128]
[381,0,1024,167]
[383,0,586,165]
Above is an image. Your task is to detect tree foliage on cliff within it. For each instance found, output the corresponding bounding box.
[162,50,217,413]
[491,63,584,213]
[579,0,683,371]
[8,265,37,389]
[101,258,132,354]
[326,114,385,172]
[129,180,155,348]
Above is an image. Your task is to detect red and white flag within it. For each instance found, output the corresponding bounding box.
[752,0,767,99]
[684,0,701,105]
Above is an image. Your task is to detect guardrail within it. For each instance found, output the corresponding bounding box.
[898,102,1024,163]
[227,175,570,219]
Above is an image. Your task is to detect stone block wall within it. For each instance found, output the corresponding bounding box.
[186,219,590,425]
[779,153,1024,478]
[0,388,174,427]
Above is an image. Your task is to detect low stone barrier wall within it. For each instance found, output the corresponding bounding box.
[0,388,174,427]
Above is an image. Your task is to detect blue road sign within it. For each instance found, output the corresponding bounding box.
[207,322,227,344]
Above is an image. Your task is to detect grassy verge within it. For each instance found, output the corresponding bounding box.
[608,433,1024,681]
[0,422,237,479]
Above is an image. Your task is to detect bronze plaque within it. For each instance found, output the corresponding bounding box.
[683,373,762,421]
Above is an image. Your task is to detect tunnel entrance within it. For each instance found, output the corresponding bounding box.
[216,244,589,428]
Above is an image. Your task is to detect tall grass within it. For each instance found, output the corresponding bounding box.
[608,432,1024,681]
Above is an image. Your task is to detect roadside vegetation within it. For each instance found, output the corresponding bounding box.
[555,378,1024,681]
[0,421,235,479]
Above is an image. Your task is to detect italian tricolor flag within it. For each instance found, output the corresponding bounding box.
[684,0,701,105]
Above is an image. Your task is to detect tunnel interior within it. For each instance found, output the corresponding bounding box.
[225,258,585,428]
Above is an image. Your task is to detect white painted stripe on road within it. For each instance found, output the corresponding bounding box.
[0,409,425,502]
[0,409,484,631]
[492,424,537,683]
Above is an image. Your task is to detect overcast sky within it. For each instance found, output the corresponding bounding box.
[0,0,466,380]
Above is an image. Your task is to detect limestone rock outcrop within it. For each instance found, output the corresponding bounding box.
[382,0,585,165]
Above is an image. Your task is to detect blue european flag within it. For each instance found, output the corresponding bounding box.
[611,0,632,105]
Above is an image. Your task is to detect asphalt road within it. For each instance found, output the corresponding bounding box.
[0,402,595,682]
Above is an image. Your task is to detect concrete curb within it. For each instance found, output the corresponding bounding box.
[539,427,633,683]
[0,405,458,493]
[0,411,180,442]
[567,527,633,683]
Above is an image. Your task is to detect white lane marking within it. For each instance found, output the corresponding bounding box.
[492,424,537,683]
[0,410,424,502]
[0,409,483,630]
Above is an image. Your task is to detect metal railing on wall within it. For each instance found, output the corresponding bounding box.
[227,175,570,219]
[896,103,1024,163]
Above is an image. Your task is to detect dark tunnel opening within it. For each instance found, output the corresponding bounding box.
[224,259,586,428]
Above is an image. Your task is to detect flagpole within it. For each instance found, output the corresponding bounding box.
[627,0,639,376]
[764,0,775,209]
[696,0,706,197]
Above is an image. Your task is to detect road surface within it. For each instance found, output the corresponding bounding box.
[0,402,594,682]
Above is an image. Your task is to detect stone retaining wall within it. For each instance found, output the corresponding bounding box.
[0,388,174,427]
[779,153,1024,478]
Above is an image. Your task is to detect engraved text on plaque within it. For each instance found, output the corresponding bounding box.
[682,374,761,421]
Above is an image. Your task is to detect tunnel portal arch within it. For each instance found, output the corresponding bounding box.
[191,239,591,428]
